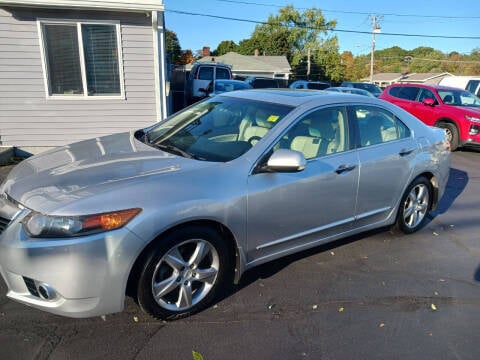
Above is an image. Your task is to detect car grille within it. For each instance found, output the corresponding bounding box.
[0,216,10,236]
[23,277,40,298]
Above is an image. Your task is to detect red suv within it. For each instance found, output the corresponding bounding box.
[380,83,480,150]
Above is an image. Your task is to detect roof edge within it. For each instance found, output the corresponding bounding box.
[0,0,164,12]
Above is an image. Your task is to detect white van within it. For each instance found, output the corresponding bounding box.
[186,62,232,104]
[439,76,480,96]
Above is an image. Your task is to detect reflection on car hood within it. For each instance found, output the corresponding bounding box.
[1,132,214,212]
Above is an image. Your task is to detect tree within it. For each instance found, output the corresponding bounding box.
[213,40,238,56]
[178,49,196,65]
[165,30,182,64]
[237,5,342,81]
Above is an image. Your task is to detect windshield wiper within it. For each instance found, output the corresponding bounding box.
[153,143,199,160]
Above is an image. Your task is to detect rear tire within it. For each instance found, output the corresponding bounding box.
[437,122,459,151]
[136,226,232,320]
[393,176,433,234]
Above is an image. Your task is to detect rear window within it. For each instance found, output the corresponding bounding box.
[216,67,231,79]
[307,83,329,90]
[252,79,279,88]
[389,86,419,101]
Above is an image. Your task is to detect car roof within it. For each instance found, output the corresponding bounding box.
[217,88,380,107]
[386,83,467,91]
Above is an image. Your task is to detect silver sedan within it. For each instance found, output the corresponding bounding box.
[0,90,450,320]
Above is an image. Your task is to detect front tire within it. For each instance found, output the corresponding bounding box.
[136,226,232,320]
[394,176,433,234]
[437,122,459,151]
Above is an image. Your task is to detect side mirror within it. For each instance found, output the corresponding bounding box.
[422,98,436,106]
[264,149,307,173]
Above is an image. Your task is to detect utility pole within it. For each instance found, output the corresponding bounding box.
[307,48,311,80]
[369,15,381,83]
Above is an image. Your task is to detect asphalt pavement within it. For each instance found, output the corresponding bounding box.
[0,151,479,360]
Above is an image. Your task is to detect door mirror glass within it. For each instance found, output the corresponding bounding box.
[422,98,435,106]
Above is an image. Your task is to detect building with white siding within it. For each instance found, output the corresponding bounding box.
[0,0,167,154]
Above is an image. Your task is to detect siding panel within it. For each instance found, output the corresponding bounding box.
[0,7,158,148]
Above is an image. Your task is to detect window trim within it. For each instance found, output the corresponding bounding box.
[37,19,125,100]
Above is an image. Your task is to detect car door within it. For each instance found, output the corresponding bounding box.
[351,104,418,228]
[410,87,441,126]
[192,66,214,98]
[246,106,359,264]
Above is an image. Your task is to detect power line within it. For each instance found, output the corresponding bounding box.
[216,0,480,19]
[166,9,480,40]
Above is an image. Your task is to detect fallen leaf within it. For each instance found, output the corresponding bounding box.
[379,323,385,328]
[330,251,335,256]
[338,307,344,312]
[431,303,437,311]
[192,350,204,360]
[312,304,318,310]
[133,316,139,322]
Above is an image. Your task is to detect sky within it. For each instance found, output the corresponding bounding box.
[163,0,480,56]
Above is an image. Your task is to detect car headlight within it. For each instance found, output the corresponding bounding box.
[22,208,141,238]
[466,115,480,123]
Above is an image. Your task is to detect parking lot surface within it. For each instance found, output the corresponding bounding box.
[0,151,479,360]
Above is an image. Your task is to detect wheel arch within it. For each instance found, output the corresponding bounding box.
[413,171,439,210]
[126,219,242,299]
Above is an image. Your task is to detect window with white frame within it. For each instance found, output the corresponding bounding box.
[39,21,123,98]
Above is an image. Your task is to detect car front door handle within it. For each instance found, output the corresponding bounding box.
[335,164,356,174]
[399,148,415,156]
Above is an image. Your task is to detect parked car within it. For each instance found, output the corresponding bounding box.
[0,90,450,320]
[199,79,252,97]
[340,81,383,97]
[438,76,480,96]
[379,83,480,150]
[289,80,330,90]
[186,62,232,103]
[244,77,280,88]
[326,86,376,97]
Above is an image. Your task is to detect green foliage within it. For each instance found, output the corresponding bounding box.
[213,40,238,56]
[165,30,182,64]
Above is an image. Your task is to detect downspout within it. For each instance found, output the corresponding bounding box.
[152,10,168,121]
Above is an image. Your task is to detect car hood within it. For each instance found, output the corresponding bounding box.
[462,106,480,114]
[1,132,216,213]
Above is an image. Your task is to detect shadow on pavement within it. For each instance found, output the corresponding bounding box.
[430,167,468,216]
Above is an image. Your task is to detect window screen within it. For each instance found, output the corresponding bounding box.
[82,24,120,95]
[43,24,83,95]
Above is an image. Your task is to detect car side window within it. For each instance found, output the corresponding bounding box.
[418,88,437,104]
[198,67,214,80]
[216,67,230,79]
[389,86,419,101]
[354,105,411,147]
[274,107,348,159]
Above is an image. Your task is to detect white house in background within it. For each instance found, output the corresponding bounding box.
[0,0,167,154]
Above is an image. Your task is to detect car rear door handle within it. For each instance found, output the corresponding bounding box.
[335,164,356,174]
[399,148,415,156]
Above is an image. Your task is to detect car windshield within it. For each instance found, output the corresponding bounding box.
[438,89,480,107]
[354,83,382,95]
[144,96,293,162]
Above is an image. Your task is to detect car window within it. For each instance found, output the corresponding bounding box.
[216,67,230,79]
[146,97,293,162]
[466,80,480,93]
[198,67,214,80]
[307,83,329,90]
[418,88,437,104]
[274,106,348,159]
[389,86,419,101]
[353,105,410,147]
[438,89,480,106]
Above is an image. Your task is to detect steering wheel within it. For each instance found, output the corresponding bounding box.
[247,136,262,146]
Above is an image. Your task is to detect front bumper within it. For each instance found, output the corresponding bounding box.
[0,210,145,318]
